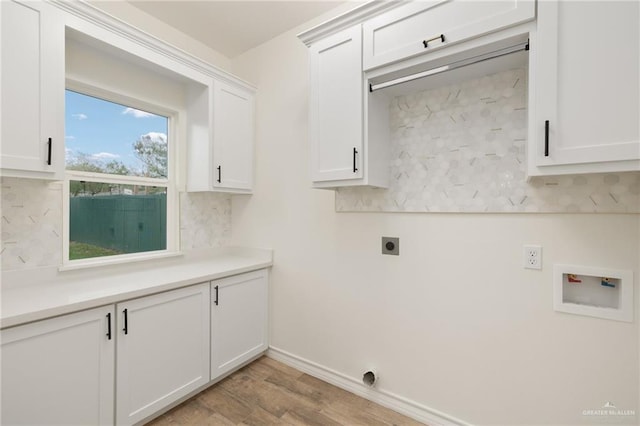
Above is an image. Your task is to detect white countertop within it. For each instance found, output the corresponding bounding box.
[0,247,273,329]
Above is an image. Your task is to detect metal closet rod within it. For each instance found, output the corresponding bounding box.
[369,40,529,93]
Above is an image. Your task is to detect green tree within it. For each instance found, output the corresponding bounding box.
[133,133,167,178]
[104,160,131,176]
[66,153,105,174]
[67,154,133,196]
[67,154,106,196]
[66,131,167,188]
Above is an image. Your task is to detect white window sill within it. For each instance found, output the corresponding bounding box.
[59,250,184,272]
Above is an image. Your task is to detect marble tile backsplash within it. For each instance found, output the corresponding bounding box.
[179,191,231,250]
[0,177,232,271]
[336,67,640,213]
[1,178,64,270]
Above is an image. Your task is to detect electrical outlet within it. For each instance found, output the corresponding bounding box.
[381,237,399,255]
[524,245,542,270]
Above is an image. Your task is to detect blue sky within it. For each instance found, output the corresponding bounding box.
[65,90,168,170]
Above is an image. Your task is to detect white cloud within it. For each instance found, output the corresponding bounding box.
[91,152,120,160]
[122,107,156,118]
[72,113,88,120]
[141,132,167,142]
[65,135,75,140]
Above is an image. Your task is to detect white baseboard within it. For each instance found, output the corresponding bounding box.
[267,346,472,426]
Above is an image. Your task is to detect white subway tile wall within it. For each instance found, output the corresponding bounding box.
[0,177,232,271]
[336,68,640,213]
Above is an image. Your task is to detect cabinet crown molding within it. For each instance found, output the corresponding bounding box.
[297,0,404,46]
[50,0,256,91]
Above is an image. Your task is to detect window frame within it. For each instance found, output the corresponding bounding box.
[61,80,180,270]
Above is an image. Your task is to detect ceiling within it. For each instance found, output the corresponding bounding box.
[127,1,348,58]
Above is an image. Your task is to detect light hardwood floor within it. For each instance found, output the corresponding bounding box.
[146,356,425,425]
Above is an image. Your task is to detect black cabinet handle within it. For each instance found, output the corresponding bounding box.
[47,138,52,165]
[214,285,219,306]
[353,147,358,173]
[122,308,128,335]
[217,165,222,183]
[423,34,445,48]
[544,120,550,157]
[106,312,112,340]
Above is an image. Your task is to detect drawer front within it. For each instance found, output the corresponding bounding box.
[363,0,535,70]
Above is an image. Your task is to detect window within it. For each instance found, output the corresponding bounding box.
[64,88,177,266]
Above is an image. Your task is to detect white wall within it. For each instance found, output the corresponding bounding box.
[230,8,640,425]
[89,1,231,72]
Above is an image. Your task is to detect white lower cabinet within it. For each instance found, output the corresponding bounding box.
[0,271,270,425]
[211,269,269,380]
[116,283,211,425]
[0,306,115,426]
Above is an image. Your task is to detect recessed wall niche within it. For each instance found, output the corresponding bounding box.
[553,264,633,322]
[335,66,640,213]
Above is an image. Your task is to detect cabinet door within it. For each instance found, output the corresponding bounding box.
[1,306,115,426]
[309,25,364,183]
[211,269,268,380]
[0,0,64,179]
[363,0,535,71]
[116,283,210,425]
[530,1,640,175]
[212,80,254,192]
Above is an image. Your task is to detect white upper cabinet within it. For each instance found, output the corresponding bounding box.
[0,0,257,188]
[186,78,256,193]
[0,0,65,179]
[362,0,535,71]
[211,269,268,380]
[310,26,364,183]
[529,1,640,176]
[1,306,115,426]
[213,80,255,192]
[307,25,389,188]
[116,283,210,426]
